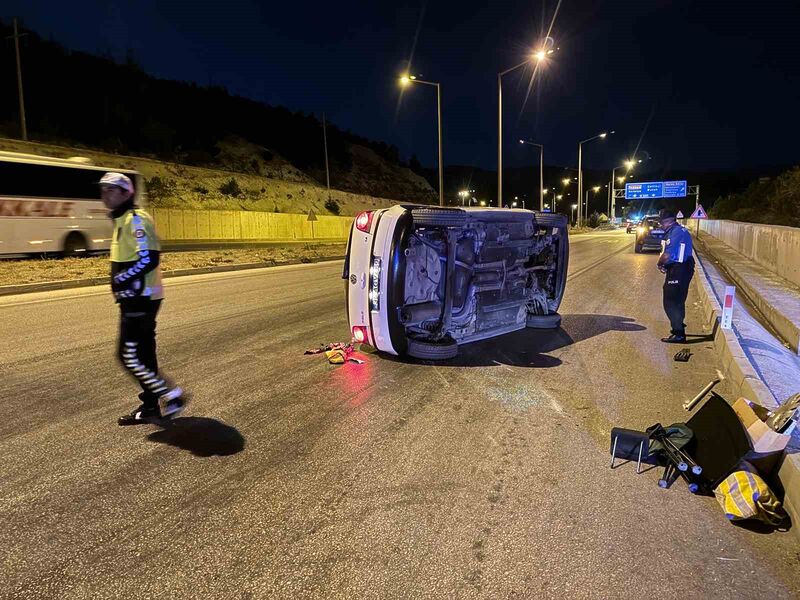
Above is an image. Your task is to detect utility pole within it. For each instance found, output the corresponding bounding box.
[322,113,331,202]
[9,18,28,141]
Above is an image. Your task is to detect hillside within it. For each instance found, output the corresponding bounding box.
[0,18,437,208]
[710,166,800,227]
[0,137,420,216]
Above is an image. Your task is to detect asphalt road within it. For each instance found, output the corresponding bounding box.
[1,230,798,599]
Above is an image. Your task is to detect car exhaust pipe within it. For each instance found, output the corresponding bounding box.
[398,301,443,326]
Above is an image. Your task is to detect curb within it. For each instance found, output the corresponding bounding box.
[694,235,800,354]
[692,250,800,536]
[0,255,345,297]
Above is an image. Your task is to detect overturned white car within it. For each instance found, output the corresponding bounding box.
[343,205,569,360]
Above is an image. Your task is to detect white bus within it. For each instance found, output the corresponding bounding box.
[0,151,145,257]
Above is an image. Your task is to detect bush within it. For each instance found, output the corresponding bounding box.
[219,178,242,197]
[324,197,341,215]
[192,185,209,195]
[710,167,800,227]
[588,211,601,228]
[146,176,177,201]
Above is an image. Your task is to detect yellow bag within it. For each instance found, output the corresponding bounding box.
[714,461,788,526]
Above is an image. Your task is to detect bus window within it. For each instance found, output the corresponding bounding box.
[0,161,102,200]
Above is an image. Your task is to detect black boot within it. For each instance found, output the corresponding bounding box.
[661,333,687,343]
[118,404,162,426]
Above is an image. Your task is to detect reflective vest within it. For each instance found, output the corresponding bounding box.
[110,209,163,300]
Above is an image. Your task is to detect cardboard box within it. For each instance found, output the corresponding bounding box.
[733,398,793,474]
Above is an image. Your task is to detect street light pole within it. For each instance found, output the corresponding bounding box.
[497,60,528,208]
[577,131,612,226]
[519,139,544,211]
[322,113,331,202]
[497,48,554,208]
[610,157,645,218]
[436,81,443,206]
[400,76,444,206]
[9,18,28,141]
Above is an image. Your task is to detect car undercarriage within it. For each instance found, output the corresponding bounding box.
[398,209,568,352]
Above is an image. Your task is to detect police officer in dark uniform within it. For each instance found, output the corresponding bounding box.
[656,208,695,343]
[99,172,188,425]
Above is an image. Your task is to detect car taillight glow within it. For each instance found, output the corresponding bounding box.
[355,211,373,233]
[352,325,368,344]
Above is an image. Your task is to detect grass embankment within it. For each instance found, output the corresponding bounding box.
[0,245,345,287]
[0,138,434,217]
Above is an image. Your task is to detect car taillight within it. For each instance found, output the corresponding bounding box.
[352,325,368,344]
[355,211,374,233]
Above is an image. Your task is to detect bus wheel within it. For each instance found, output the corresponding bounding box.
[63,232,88,258]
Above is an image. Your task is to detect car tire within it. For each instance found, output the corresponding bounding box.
[407,335,459,360]
[63,232,89,258]
[526,312,562,329]
[411,207,467,228]
[634,242,643,254]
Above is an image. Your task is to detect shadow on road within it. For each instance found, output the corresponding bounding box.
[395,314,646,368]
[147,417,245,457]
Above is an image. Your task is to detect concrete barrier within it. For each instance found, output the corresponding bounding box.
[687,219,800,354]
[150,208,353,242]
[692,251,800,537]
[692,219,800,290]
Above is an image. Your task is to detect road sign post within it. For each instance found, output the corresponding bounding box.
[307,209,318,239]
[721,286,736,330]
[689,204,708,237]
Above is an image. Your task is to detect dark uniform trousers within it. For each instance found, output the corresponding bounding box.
[117,299,165,407]
[662,257,695,336]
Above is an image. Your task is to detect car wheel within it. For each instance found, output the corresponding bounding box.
[526,312,562,329]
[634,242,643,253]
[407,335,458,360]
[63,232,88,258]
[411,207,467,228]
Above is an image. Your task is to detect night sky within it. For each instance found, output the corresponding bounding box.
[6,0,800,173]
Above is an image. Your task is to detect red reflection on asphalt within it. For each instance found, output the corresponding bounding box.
[329,352,373,408]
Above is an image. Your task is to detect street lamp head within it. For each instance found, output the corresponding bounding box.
[562,178,570,186]
[617,176,626,184]
[571,204,578,209]
[542,188,548,193]
[399,75,410,86]
[625,160,635,169]
[593,186,601,193]
[599,133,607,139]
[512,201,518,207]
[557,194,563,200]
[479,201,486,207]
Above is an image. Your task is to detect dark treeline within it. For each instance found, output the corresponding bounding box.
[710,166,800,227]
[0,19,419,181]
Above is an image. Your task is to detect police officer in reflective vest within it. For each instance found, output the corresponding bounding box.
[656,208,695,343]
[100,172,188,425]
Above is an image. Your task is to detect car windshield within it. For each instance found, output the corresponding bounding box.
[643,218,661,228]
